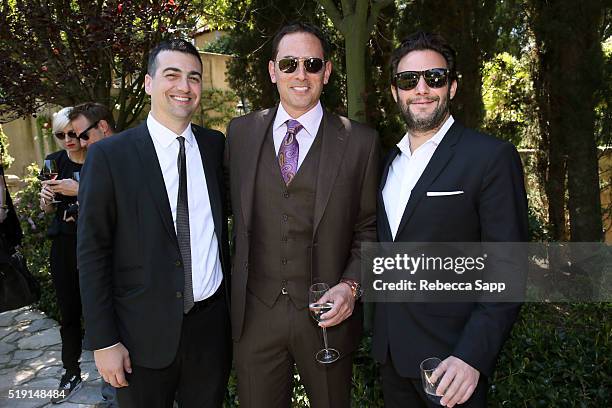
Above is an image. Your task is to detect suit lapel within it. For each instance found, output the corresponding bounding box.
[193,126,223,242]
[312,112,348,237]
[394,122,463,238]
[132,123,178,246]
[378,146,400,242]
[240,107,276,230]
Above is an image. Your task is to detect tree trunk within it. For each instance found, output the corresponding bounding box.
[530,0,604,242]
[344,27,368,122]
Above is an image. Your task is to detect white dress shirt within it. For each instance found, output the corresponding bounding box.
[147,113,222,302]
[383,115,455,240]
[272,102,323,170]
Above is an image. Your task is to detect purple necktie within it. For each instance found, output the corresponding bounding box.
[278,119,303,185]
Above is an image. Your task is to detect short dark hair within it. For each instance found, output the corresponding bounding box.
[68,102,115,131]
[147,38,202,76]
[391,31,457,80]
[271,22,331,61]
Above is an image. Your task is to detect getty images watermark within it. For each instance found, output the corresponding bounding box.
[361,243,611,303]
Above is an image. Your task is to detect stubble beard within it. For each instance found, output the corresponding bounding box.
[399,90,451,133]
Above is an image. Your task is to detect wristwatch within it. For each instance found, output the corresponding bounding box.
[340,278,363,300]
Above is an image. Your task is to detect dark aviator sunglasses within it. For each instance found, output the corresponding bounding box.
[54,131,78,140]
[276,57,325,74]
[393,68,450,91]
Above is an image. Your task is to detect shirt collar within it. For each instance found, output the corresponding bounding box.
[147,113,195,148]
[397,115,455,156]
[273,101,323,138]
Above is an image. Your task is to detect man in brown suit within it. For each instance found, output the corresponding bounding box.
[225,22,380,407]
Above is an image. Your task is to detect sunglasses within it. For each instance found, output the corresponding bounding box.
[77,120,100,141]
[276,57,325,74]
[54,131,78,140]
[393,68,450,90]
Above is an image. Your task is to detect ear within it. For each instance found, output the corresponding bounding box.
[98,120,110,135]
[268,60,277,84]
[145,74,153,95]
[390,85,399,103]
[449,79,457,100]
[323,60,332,85]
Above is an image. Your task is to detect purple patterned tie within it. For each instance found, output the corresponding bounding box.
[278,119,303,185]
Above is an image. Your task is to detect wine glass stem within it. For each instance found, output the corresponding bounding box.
[321,327,330,350]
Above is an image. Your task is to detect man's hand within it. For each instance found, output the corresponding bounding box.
[94,343,132,388]
[430,356,479,407]
[317,282,355,328]
[43,179,79,196]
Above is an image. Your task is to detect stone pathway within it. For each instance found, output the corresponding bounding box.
[0,306,108,407]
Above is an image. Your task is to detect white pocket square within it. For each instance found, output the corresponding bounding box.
[426,190,464,196]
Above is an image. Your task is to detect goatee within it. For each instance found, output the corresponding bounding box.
[399,91,450,133]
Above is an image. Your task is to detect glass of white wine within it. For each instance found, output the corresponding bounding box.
[308,282,340,364]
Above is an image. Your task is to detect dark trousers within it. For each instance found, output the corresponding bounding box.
[116,288,232,408]
[234,291,354,408]
[380,352,488,408]
[49,234,82,374]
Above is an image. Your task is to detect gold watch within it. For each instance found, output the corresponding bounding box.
[340,278,363,300]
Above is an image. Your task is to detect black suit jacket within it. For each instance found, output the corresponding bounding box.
[372,121,528,378]
[77,122,230,369]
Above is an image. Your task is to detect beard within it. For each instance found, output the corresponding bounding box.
[399,90,451,133]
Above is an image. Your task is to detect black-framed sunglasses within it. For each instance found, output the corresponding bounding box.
[276,57,325,74]
[393,68,450,90]
[54,131,78,140]
[77,120,100,141]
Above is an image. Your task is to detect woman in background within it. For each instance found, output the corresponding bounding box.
[39,106,86,404]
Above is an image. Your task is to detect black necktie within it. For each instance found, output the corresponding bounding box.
[176,136,194,313]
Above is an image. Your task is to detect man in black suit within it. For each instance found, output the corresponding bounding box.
[77,39,231,408]
[372,32,528,407]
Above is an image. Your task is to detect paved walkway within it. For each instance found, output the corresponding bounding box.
[0,306,107,407]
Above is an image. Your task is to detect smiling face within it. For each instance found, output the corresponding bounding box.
[268,32,332,118]
[145,50,202,134]
[391,49,457,135]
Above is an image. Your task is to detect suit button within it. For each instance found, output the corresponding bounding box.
[281,236,288,242]
[284,192,289,198]
[282,214,288,221]
[175,260,182,267]
[244,261,249,270]
[176,291,183,298]
[281,258,287,265]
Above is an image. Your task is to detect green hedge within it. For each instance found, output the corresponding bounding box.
[13,172,610,406]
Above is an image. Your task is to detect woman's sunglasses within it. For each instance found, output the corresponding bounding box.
[393,68,450,90]
[54,131,78,140]
[276,57,325,74]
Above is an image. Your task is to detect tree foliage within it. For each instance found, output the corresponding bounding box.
[0,0,196,130]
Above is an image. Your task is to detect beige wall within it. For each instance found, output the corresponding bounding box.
[201,52,232,91]
[194,30,225,50]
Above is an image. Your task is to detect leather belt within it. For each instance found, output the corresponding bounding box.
[186,286,223,315]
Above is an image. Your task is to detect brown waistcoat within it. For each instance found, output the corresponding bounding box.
[248,126,322,308]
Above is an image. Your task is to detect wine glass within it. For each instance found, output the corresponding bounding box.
[39,159,61,204]
[39,159,58,181]
[420,357,443,405]
[308,283,340,364]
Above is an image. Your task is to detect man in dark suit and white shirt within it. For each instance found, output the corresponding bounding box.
[372,31,528,407]
[77,39,231,408]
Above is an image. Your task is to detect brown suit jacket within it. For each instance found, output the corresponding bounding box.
[225,106,380,353]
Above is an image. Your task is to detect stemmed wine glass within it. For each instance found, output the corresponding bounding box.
[308,282,340,364]
[39,159,61,204]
